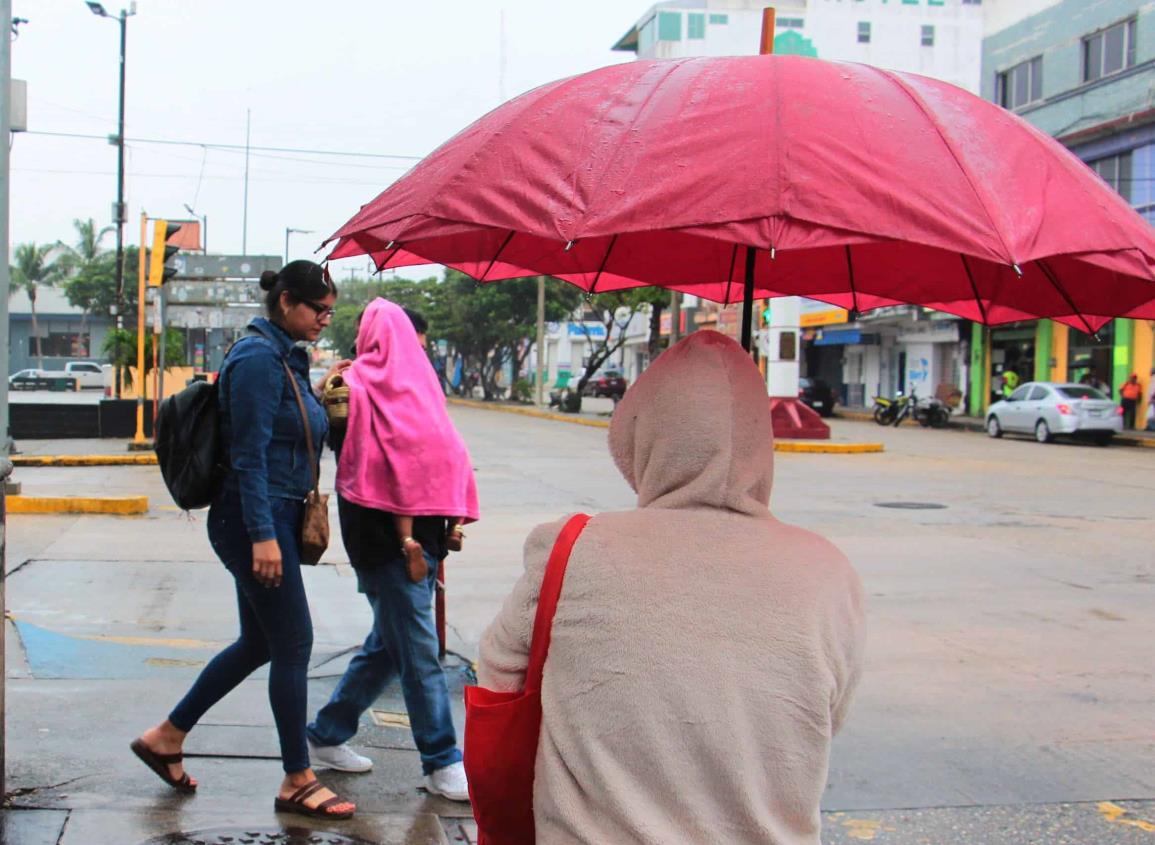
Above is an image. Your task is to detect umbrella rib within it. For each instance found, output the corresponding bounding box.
[877,68,1017,266]
[479,230,516,281]
[725,243,740,305]
[1036,258,1097,336]
[376,242,404,273]
[589,235,618,294]
[844,245,860,317]
[959,254,989,325]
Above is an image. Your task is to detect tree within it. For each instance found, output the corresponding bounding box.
[323,274,445,357]
[569,287,669,405]
[101,327,188,389]
[10,242,63,366]
[56,218,115,353]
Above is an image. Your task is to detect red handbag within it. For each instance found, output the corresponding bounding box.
[464,513,591,845]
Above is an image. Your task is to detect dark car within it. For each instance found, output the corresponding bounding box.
[583,370,628,400]
[799,377,836,417]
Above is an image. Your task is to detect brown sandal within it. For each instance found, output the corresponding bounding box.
[402,536,428,583]
[447,525,465,552]
[130,737,196,792]
[274,779,355,820]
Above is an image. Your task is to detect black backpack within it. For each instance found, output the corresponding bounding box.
[155,378,225,510]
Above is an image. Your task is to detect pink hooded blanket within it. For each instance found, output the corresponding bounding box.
[335,298,479,521]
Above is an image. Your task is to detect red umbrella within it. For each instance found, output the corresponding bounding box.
[326,54,1155,336]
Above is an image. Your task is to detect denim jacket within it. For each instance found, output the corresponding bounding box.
[218,317,328,542]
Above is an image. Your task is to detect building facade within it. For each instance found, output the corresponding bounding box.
[978,0,1155,423]
[613,0,985,408]
[6,286,114,373]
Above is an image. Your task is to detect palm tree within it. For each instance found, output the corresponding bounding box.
[57,218,114,355]
[10,243,63,367]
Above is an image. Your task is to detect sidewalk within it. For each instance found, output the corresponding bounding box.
[837,406,1155,447]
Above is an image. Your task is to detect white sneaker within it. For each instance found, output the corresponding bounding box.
[307,739,373,773]
[424,761,470,801]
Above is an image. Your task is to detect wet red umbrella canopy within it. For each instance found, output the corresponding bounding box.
[326,54,1155,336]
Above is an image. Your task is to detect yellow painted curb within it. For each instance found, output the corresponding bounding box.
[11,454,158,467]
[1118,436,1155,448]
[6,496,149,515]
[449,398,611,429]
[775,441,885,454]
[449,399,884,452]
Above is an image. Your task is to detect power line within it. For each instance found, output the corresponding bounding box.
[24,129,423,161]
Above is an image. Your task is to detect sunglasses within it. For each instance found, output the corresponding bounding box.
[300,299,336,320]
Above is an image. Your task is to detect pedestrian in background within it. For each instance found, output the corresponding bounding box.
[307,298,478,802]
[131,261,356,820]
[1147,368,1155,432]
[477,331,865,844]
[1119,373,1142,430]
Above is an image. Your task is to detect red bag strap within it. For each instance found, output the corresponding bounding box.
[524,513,591,693]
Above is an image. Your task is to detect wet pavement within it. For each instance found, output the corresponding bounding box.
[3,408,1154,843]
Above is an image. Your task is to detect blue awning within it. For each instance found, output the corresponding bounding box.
[814,329,863,346]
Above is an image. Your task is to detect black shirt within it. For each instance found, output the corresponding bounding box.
[330,423,450,568]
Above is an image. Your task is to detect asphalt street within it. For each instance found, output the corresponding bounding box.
[2,407,1153,844]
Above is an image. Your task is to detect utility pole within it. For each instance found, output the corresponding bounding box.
[1,0,13,800]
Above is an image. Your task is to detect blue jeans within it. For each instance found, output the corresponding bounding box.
[169,490,313,773]
[307,551,462,775]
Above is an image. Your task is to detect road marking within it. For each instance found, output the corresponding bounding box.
[841,818,896,840]
[371,709,411,728]
[1098,801,1155,832]
[81,633,222,649]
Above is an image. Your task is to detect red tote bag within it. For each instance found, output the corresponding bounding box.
[464,513,591,845]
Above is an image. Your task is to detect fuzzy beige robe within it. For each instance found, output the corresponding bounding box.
[478,331,865,845]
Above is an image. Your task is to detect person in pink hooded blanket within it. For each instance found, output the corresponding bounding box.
[306,297,479,801]
[336,297,480,581]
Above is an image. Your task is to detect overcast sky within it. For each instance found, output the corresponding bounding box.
[9,0,653,278]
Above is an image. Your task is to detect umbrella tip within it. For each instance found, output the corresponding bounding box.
[1012,263,1023,277]
[565,240,577,251]
[771,247,776,260]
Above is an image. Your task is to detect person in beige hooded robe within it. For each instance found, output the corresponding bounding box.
[478,330,866,845]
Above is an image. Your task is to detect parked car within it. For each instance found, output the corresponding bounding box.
[986,382,1122,445]
[61,361,110,390]
[583,370,628,400]
[799,377,836,417]
[8,368,78,391]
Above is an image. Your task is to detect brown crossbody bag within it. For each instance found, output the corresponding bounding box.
[280,358,329,565]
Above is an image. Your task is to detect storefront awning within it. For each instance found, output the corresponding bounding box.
[814,329,876,346]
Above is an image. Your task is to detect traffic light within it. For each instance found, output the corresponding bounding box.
[148,220,183,286]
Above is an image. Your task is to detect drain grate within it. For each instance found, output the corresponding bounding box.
[137,829,380,845]
[874,502,947,510]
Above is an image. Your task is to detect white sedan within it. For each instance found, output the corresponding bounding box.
[986,382,1122,445]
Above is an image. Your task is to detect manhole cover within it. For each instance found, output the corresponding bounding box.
[874,502,947,510]
[137,829,380,845]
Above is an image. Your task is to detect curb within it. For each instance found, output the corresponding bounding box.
[449,398,885,453]
[10,454,158,467]
[5,496,149,515]
[775,441,885,454]
[839,410,1155,448]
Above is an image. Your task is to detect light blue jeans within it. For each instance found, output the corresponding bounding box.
[307,551,462,775]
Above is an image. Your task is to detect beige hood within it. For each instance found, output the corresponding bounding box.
[609,330,774,515]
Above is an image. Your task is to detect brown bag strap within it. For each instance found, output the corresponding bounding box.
[280,359,319,495]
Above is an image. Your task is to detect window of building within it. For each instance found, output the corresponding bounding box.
[41,333,87,357]
[709,13,728,25]
[1084,19,1136,82]
[858,21,871,44]
[638,16,656,52]
[921,25,935,47]
[996,56,1043,110]
[962,0,982,4]
[929,0,945,6]
[658,10,682,41]
[687,12,705,39]
[1090,152,1133,203]
[777,17,804,29]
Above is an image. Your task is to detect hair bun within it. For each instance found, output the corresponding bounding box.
[259,269,279,291]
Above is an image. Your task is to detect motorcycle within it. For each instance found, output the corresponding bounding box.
[872,388,951,428]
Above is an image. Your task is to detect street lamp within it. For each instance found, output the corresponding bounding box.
[87,0,136,397]
[284,227,313,264]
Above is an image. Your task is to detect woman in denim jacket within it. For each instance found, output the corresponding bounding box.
[132,260,356,819]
